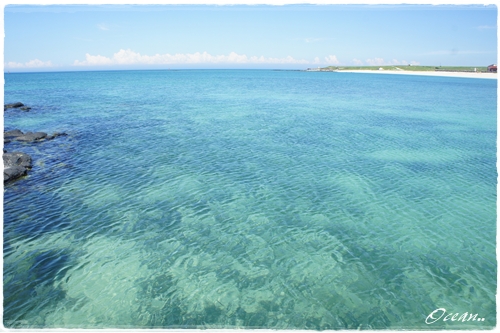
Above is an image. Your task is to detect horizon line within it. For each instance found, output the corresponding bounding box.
[4,64,496,75]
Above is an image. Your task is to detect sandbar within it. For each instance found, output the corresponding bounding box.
[338,70,497,79]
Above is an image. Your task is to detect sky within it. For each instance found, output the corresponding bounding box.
[2,1,498,71]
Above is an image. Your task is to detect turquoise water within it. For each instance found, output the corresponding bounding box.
[3,70,497,329]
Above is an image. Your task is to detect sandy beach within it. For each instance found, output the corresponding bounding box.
[338,70,497,79]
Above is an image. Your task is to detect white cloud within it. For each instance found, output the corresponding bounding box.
[5,59,53,68]
[477,25,496,30]
[351,58,363,65]
[324,55,340,65]
[304,38,322,43]
[389,59,407,65]
[365,58,419,66]
[5,61,25,68]
[421,49,490,56]
[365,57,385,66]
[97,23,109,31]
[73,49,311,66]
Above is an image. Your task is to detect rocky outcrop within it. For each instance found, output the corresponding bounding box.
[4,102,24,109]
[4,129,67,143]
[46,132,67,140]
[4,129,24,138]
[3,151,32,183]
[3,129,68,183]
[4,99,69,184]
[17,132,49,142]
[4,102,31,111]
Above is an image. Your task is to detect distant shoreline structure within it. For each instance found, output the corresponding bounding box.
[305,65,497,79]
[3,67,497,79]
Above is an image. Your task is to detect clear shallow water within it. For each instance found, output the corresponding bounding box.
[3,70,497,329]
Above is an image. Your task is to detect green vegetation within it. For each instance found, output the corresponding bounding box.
[317,65,488,72]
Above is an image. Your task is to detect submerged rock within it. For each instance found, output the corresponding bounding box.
[4,129,24,138]
[4,102,69,184]
[46,132,68,140]
[16,132,48,142]
[4,129,68,143]
[3,151,32,183]
[4,102,31,111]
[3,130,69,183]
[4,102,24,110]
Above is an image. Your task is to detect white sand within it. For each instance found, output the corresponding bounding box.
[339,70,497,80]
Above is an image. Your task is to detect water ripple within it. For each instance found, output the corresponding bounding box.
[3,70,496,329]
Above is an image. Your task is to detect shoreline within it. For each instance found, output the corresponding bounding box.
[336,69,497,79]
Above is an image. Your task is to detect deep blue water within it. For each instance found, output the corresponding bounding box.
[3,70,497,329]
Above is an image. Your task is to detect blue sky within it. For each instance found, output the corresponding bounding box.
[3,2,498,71]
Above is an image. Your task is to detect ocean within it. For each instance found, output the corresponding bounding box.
[3,70,497,329]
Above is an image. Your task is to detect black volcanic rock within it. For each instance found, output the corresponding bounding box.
[4,129,67,143]
[16,132,48,142]
[4,102,25,110]
[3,151,32,183]
[5,102,31,111]
[46,132,68,140]
[4,129,24,139]
[4,101,70,184]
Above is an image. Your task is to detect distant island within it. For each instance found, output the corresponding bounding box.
[306,65,497,73]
